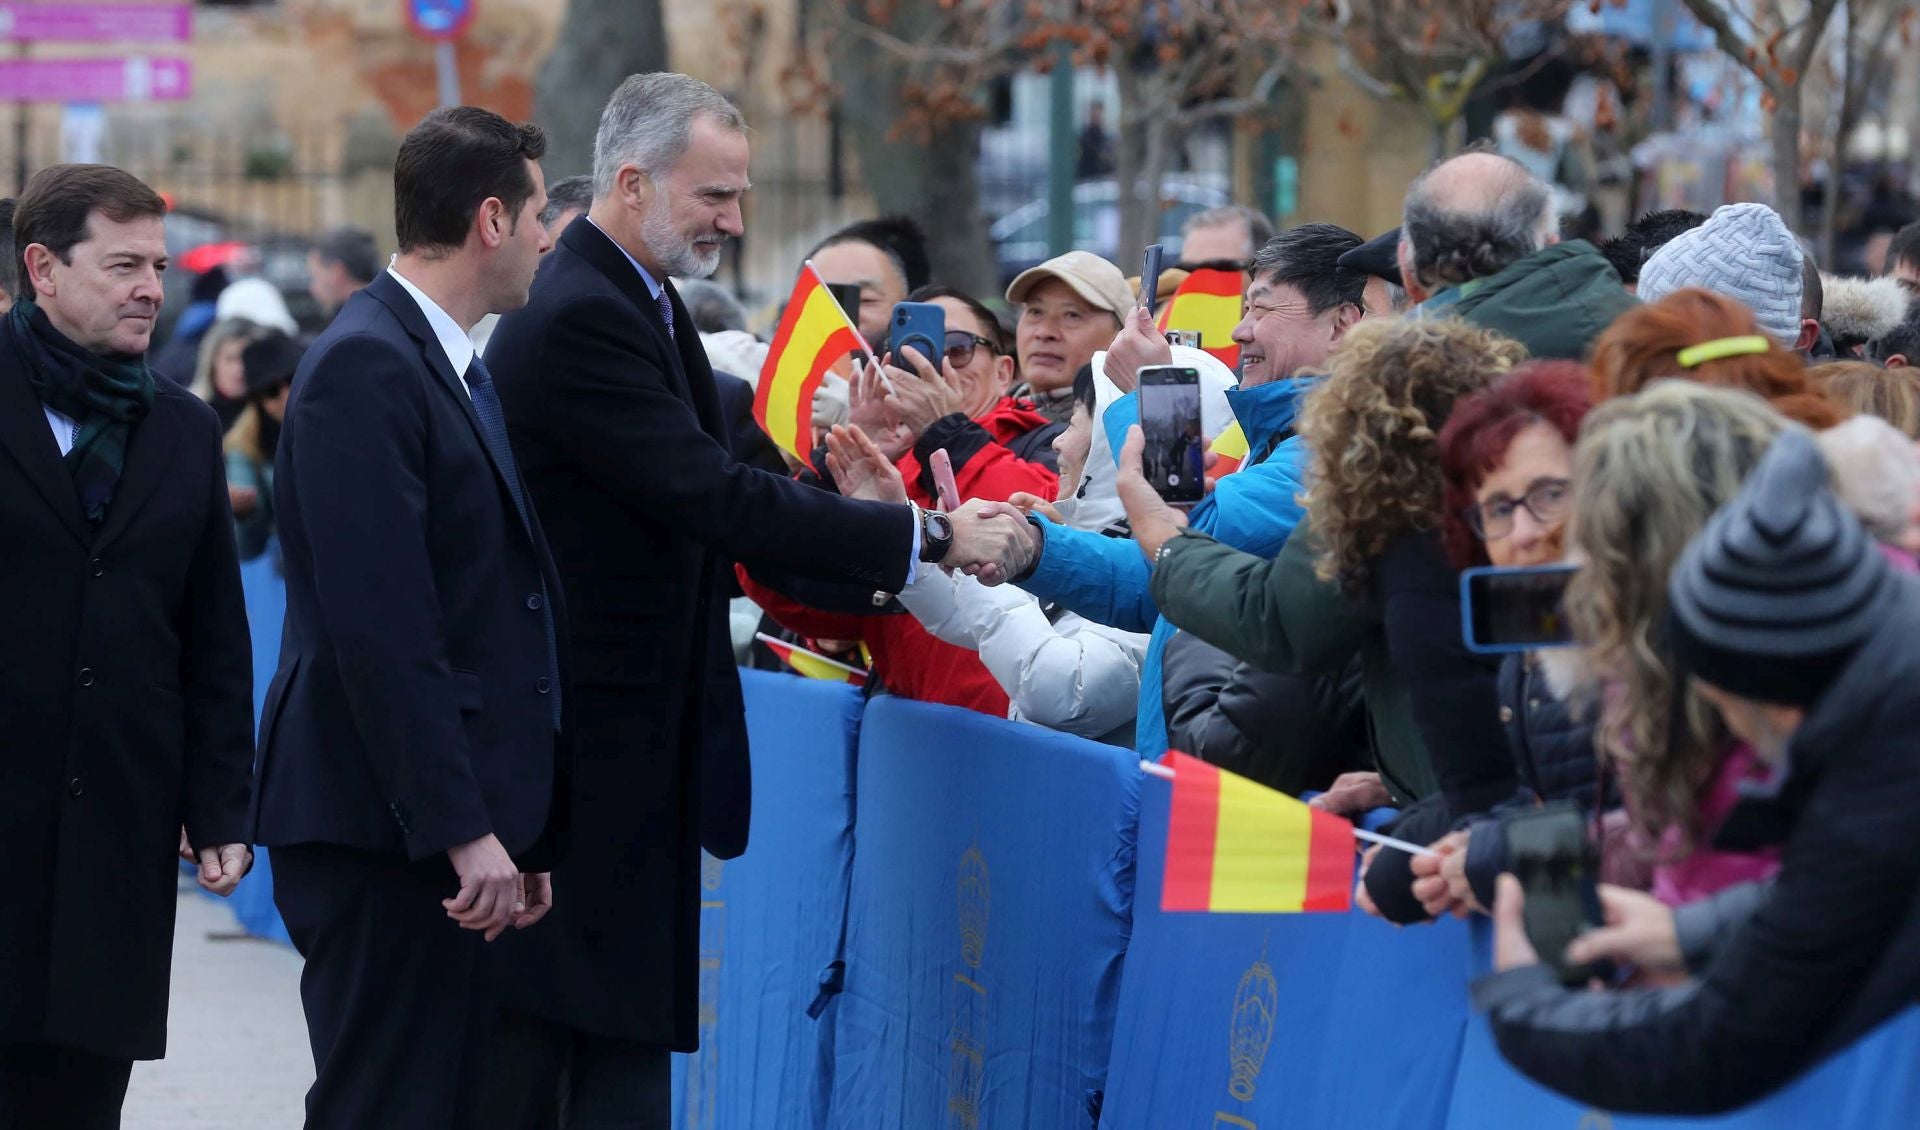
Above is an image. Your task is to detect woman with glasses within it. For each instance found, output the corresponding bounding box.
[1408,361,1607,919]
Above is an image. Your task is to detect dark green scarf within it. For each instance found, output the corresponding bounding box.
[11,298,156,524]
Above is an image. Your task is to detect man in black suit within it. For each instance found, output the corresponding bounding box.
[0,165,254,1127]
[483,72,1031,1127]
[256,108,571,1128]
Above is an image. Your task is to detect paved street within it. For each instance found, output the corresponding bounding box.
[122,889,311,1130]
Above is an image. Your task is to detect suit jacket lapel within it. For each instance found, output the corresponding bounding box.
[90,392,182,552]
[0,350,90,546]
[361,274,525,529]
[665,281,725,442]
[560,218,698,405]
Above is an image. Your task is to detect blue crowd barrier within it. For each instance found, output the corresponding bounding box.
[824,695,1139,1129]
[670,670,866,1130]
[1100,776,1470,1130]
[213,567,1920,1127]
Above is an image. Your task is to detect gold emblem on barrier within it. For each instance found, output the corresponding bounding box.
[948,838,992,1129]
[1227,939,1279,1103]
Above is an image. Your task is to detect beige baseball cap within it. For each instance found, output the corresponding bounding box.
[1005,251,1134,321]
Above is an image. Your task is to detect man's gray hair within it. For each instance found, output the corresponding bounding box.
[1182,204,1276,250]
[593,72,747,197]
[674,277,749,335]
[1401,153,1554,291]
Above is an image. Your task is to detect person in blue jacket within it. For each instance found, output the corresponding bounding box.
[992,223,1370,757]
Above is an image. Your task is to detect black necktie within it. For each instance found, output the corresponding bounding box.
[465,354,562,729]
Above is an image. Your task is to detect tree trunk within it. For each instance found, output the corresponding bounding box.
[828,7,995,296]
[534,0,668,179]
[1114,64,1160,267]
[1770,89,1804,232]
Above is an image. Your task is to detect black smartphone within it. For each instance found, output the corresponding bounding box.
[1460,564,1579,654]
[1138,364,1204,503]
[1140,243,1166,318]
[1504,803,1608,986]
[826,282,863,325]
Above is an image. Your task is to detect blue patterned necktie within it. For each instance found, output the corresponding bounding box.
[655,287,676,342]
[464,354,562,729]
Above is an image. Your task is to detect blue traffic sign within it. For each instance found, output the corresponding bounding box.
[405,0,475,41]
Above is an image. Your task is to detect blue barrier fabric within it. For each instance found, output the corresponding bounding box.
[671,670,866,1130]
[220,551,292,945]
[824,696,1139,1130]
[1100,776,1469,1130]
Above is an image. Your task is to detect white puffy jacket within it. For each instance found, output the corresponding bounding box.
[897,569,1147,745]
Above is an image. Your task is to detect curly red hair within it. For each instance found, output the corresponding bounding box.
[1438,360,1594,570]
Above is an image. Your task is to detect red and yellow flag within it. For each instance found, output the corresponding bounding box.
[756,633,869,687]
[1156,267,1243,369]
[1160,751,1353,913]
[1206,421,1250,483]
[755,263,863,465]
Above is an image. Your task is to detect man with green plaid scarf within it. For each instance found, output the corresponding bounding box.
[0,163,255,1126]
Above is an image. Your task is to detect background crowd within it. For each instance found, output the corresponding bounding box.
[9,55,1920,1126]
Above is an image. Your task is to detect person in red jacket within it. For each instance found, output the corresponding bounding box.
[739,286,1061,715]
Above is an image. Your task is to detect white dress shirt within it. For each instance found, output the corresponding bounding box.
[386,265,476,393]
[45,405,76,456]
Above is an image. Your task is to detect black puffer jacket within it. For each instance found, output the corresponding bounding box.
[1162,632,1370,796]
[1462,654,1600,909]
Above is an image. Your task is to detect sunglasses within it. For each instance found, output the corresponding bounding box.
[888,330,999,369]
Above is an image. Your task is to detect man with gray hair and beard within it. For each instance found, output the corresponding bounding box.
[1398,149,1634,360]
[481,73,1031,1127]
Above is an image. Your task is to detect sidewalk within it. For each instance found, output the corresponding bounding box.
[122,888,312,1130]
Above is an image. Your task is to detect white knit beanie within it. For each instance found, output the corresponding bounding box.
[1638,202,1805,346]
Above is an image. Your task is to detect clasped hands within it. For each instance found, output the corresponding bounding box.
[823,424,1040,584]
[445,832,553,942]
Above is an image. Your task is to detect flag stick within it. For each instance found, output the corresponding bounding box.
[755,632,869,678]
[803,259,894,395]
[1139,759,1437,858]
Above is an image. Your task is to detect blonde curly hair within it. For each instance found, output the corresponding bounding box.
[1563,381,1791,849]
[1302,317,1528,593]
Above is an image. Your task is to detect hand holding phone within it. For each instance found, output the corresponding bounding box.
[1137,364,1204,503]
[1504,803,1610,986]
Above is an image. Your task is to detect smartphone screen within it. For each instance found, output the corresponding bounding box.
[890,301,945,370]
[1138,365,1204,503]
[1141,244,1166,318]
[1461,564,1579,653]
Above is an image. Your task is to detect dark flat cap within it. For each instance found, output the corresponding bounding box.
[1338,227,1403,290]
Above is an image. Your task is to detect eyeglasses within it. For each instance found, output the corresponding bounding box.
[1465,477,1571,541]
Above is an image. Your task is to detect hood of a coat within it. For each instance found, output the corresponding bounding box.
[1441,240,1637,361]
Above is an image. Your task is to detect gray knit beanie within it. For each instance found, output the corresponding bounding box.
[1666,429,1896,706]
[1638,203,1805,347]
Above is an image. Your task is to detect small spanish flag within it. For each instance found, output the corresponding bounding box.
[1207,421,1250,483]
[1160,751,1353,913]
[755,263,864,466]
[1156,267,1243,369]
[756,632,869,687]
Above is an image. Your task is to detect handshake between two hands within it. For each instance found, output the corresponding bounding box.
[822,425,1042,586]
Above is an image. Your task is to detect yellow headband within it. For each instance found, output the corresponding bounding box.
[1676,335,1771,369]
